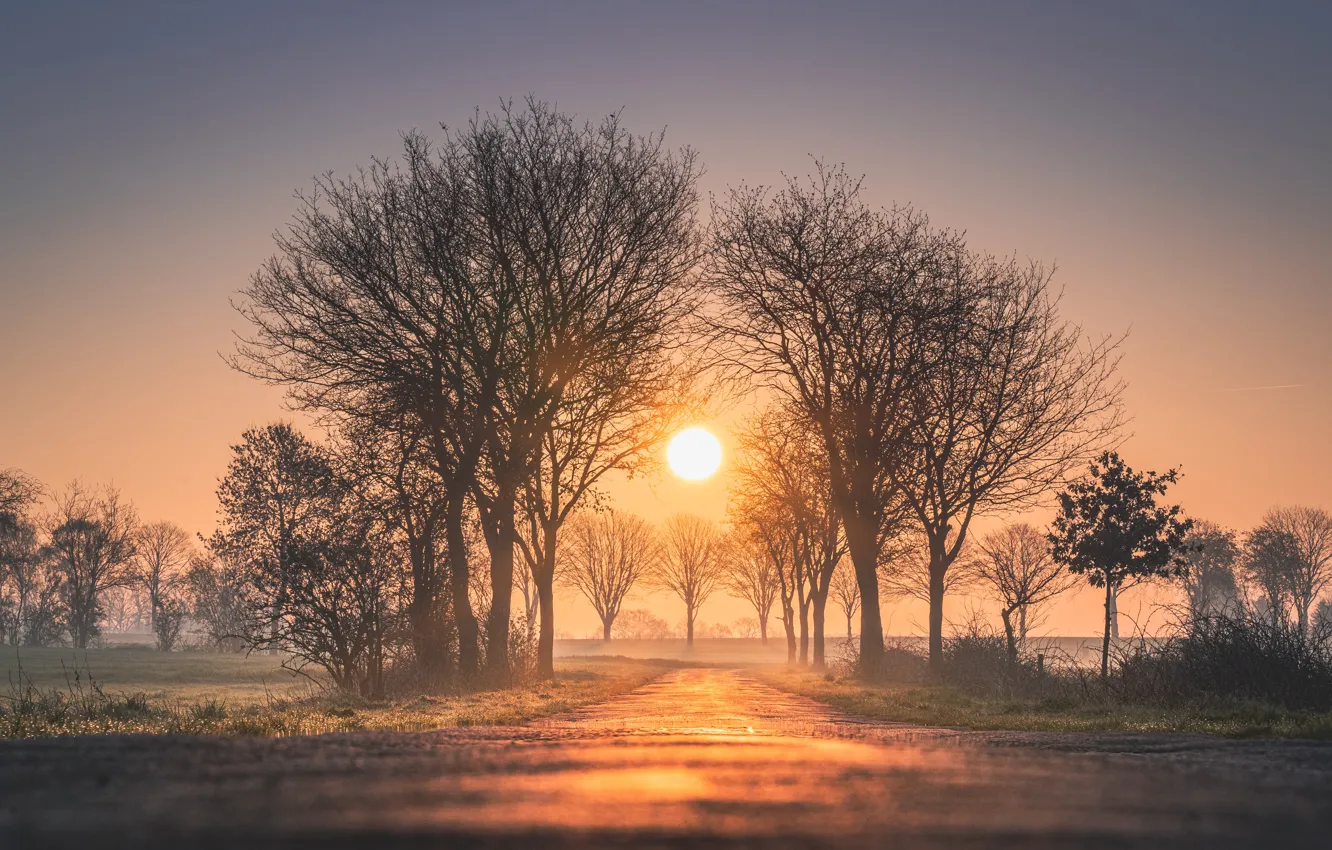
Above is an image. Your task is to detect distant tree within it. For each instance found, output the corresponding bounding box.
[829,557,860,640]
[731,407,846,667]
[46,483,138,648]
[723,532,780,645]
[0,470,60,646]
[1048,452,1194,679]
[211,423,337,647]
[561,510,657,641]
[1243,525,1302,628]
[731,617,760,639]
[654,514,726,647]
[134,521,194,648]
[971,523,1077,662]
[99,586,144,633]
[1256,506,1332,635]
[1314,599,1332,636]
[1176,520,1240,623]
[0,468,41,531]
[185,552,248,653]
[612,608,672,640]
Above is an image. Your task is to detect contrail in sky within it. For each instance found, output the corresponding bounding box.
[1214,384,1304,393]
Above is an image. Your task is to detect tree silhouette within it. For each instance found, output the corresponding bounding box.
[561,510,656,641]
[134,521,194,648]
[653,514,726,647]
[723,532,780,645]
[1176,520,1240,623]
[707,165,952,673]
[46,483,138,649]
[971,523,1077,662]
[1048,452,1193,678]
[1254,506,1332,635]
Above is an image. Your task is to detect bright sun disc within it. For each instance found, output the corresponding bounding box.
[667,427,722,481]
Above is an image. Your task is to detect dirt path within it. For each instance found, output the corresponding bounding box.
[3,667,1332,848]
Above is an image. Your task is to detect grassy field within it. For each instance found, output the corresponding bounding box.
[758,667,1332,739]
[2,646,313,704]
[0,646,673,739]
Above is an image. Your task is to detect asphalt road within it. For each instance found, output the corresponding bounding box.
[4,668,1332,849]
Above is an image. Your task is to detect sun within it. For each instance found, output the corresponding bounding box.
[667,427,722,481]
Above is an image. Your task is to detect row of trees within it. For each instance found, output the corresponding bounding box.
[0,468,214,651]
[19,98,1299,691]
[221,98,1128,685]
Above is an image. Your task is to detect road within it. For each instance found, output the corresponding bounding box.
[3,667,1332,848]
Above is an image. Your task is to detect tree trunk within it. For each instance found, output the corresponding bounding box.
[1001,606,1018,665]
[602,619,612,641]
[536,560,555,679]
[686,609,695,648]
[759,613,768,645]
[845,515,883,675]
[485,492,517,679]
[811,594,827,670]
[798,597,810,665]
[445,492,479,678]
[783,603,797,663]
[1108,589,1119,640]
[928,560,946,673]
[1101,580,1114,680]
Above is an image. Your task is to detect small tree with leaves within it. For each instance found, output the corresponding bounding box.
[1049,452,1194,679]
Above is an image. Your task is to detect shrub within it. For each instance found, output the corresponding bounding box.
[1115,612,1332,710]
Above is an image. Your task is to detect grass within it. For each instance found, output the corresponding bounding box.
[0,648,671,739]
[1,646,311,705]
[757,666,1332,739]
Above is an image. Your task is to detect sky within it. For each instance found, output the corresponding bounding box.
[2,1,1330,638]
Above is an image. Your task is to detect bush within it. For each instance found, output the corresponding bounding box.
[1116,612,1332,710]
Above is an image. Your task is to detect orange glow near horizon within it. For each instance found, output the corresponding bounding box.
[667,427,723,481]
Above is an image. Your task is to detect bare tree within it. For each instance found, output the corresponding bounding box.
[561,510,656,640]
[338,415,452,674]
[654,514,726,647]
[612,608,672,640]
[891,250,1124,668]
[135,521,194,647]
[732,407,846,667]
[971,523,1076,662]
[1176,520,1241,623]
[46,483,138,648]
[706,165,951,673]
[829,557,860,641]
[0,468,41,528]
[729,413,809,663]
[235,126,500,679]
[1243,525,1300,627]
[880,533,975,607]
[461,100,702,678]
[185,552,248,652]
[0,469,59,646]
[723,532,779,645]
[1257,506,1332,634]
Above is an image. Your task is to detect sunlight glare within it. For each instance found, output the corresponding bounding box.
[667,427,722,481]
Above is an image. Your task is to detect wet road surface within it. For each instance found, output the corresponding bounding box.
[4,667,1332,848]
